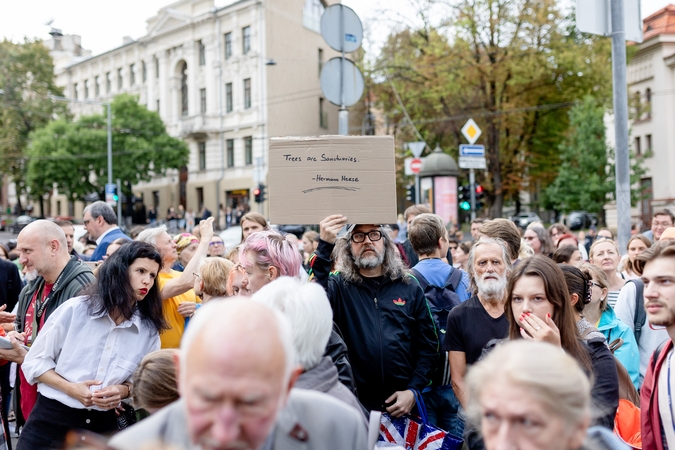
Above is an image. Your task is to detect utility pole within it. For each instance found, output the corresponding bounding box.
[611,0,632,253]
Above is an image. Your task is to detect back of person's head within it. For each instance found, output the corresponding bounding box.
[136,225,168,246]
[479,219,521,261]
[180,298,296,382]
[635,239,675,275]
[252,277,333,370]
[403,204,431,221]
[238,230,301,277]
[132,349,180,412]
[408,213,446,256]
[466,340,590,445]
[559,264,592,314]
[553,245,579,264]
[83,200,117,225]
[198,257,234,297]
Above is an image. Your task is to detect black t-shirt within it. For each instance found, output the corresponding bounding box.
[445,295,509,366]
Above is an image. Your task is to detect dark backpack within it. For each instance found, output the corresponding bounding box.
[410,268,463,337]
[627,279,646,343]
[411,267,463,387]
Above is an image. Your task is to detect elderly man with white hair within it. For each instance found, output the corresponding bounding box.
[109,298,368,450]
[136,217,214,348]
[252,277,367,422]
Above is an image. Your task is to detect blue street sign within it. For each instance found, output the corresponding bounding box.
[105,183,116,194]
[459,144,485,157]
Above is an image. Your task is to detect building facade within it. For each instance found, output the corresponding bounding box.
[606,5,675,230]
[44,0,341,221]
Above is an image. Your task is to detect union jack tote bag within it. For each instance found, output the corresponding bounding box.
[377,390,463,450]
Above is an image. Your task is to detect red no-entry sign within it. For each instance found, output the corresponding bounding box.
[411,158,422,174]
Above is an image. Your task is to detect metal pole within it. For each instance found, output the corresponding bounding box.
[469,168,477,221]
[116,178,122,227]
[414,174,420,205]
[338,5,348,135]
[107,103,113,185]
[611,0,631,255]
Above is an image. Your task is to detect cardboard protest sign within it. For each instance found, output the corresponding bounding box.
[268,135,397,224]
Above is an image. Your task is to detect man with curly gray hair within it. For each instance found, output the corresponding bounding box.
[310,214,439,417]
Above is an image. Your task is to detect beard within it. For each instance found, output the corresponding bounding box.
[476,272,507,299]
[646,301,675,327]
[354,246,384,269]
[24,269,38,282]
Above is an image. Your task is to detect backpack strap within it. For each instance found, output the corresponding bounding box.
[628,279,646,342]
[444,268,463,292]
[410,268,429,291]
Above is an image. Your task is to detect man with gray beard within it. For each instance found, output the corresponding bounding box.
[311,215,439,415]
[445,238,512,411]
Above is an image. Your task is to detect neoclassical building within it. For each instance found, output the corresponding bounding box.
[44,0,341,220]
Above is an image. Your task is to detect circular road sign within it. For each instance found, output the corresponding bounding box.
[320,4,363,53]
[320,57,364,107]
[411,158,423,174]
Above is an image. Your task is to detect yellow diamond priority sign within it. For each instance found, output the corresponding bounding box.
[461,118,482,145]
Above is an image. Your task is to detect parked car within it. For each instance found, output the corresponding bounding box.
[566,211,596,230]
[10,215,35,234]
[276,224,306,239]
[219,226,242,254]
[511,212,542,229]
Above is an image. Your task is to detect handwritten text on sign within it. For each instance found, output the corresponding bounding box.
[268,135,397,224]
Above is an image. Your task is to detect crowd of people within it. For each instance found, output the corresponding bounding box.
[0,200,672,449]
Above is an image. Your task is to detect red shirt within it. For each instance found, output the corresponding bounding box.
[20,282,52,420]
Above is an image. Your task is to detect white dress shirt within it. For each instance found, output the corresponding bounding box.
[22,296,160,410]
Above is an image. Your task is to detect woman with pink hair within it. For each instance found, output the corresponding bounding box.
[238,230,303,295]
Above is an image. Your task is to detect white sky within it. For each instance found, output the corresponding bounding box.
[0,0,671,57]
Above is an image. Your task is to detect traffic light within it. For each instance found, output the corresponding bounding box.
[254,184,266,203]
[112,186,119,203]
[475,184,484,210]
[405,184,415,202]
[458,185,470,211]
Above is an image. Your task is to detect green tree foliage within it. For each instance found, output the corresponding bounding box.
[0,39,67,209]
[545,96,646,217]
[27,94,189,203]
[374,0,614,217]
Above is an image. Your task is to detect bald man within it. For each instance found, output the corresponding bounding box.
[110,298,368,450]
[0,220,95,426]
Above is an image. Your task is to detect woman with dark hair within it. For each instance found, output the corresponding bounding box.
[17,241,167,449]
[553,245,584,267]
[505,255,619,429]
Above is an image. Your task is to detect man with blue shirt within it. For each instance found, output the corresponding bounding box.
[408,213,470,437]
[83,201,131,261]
